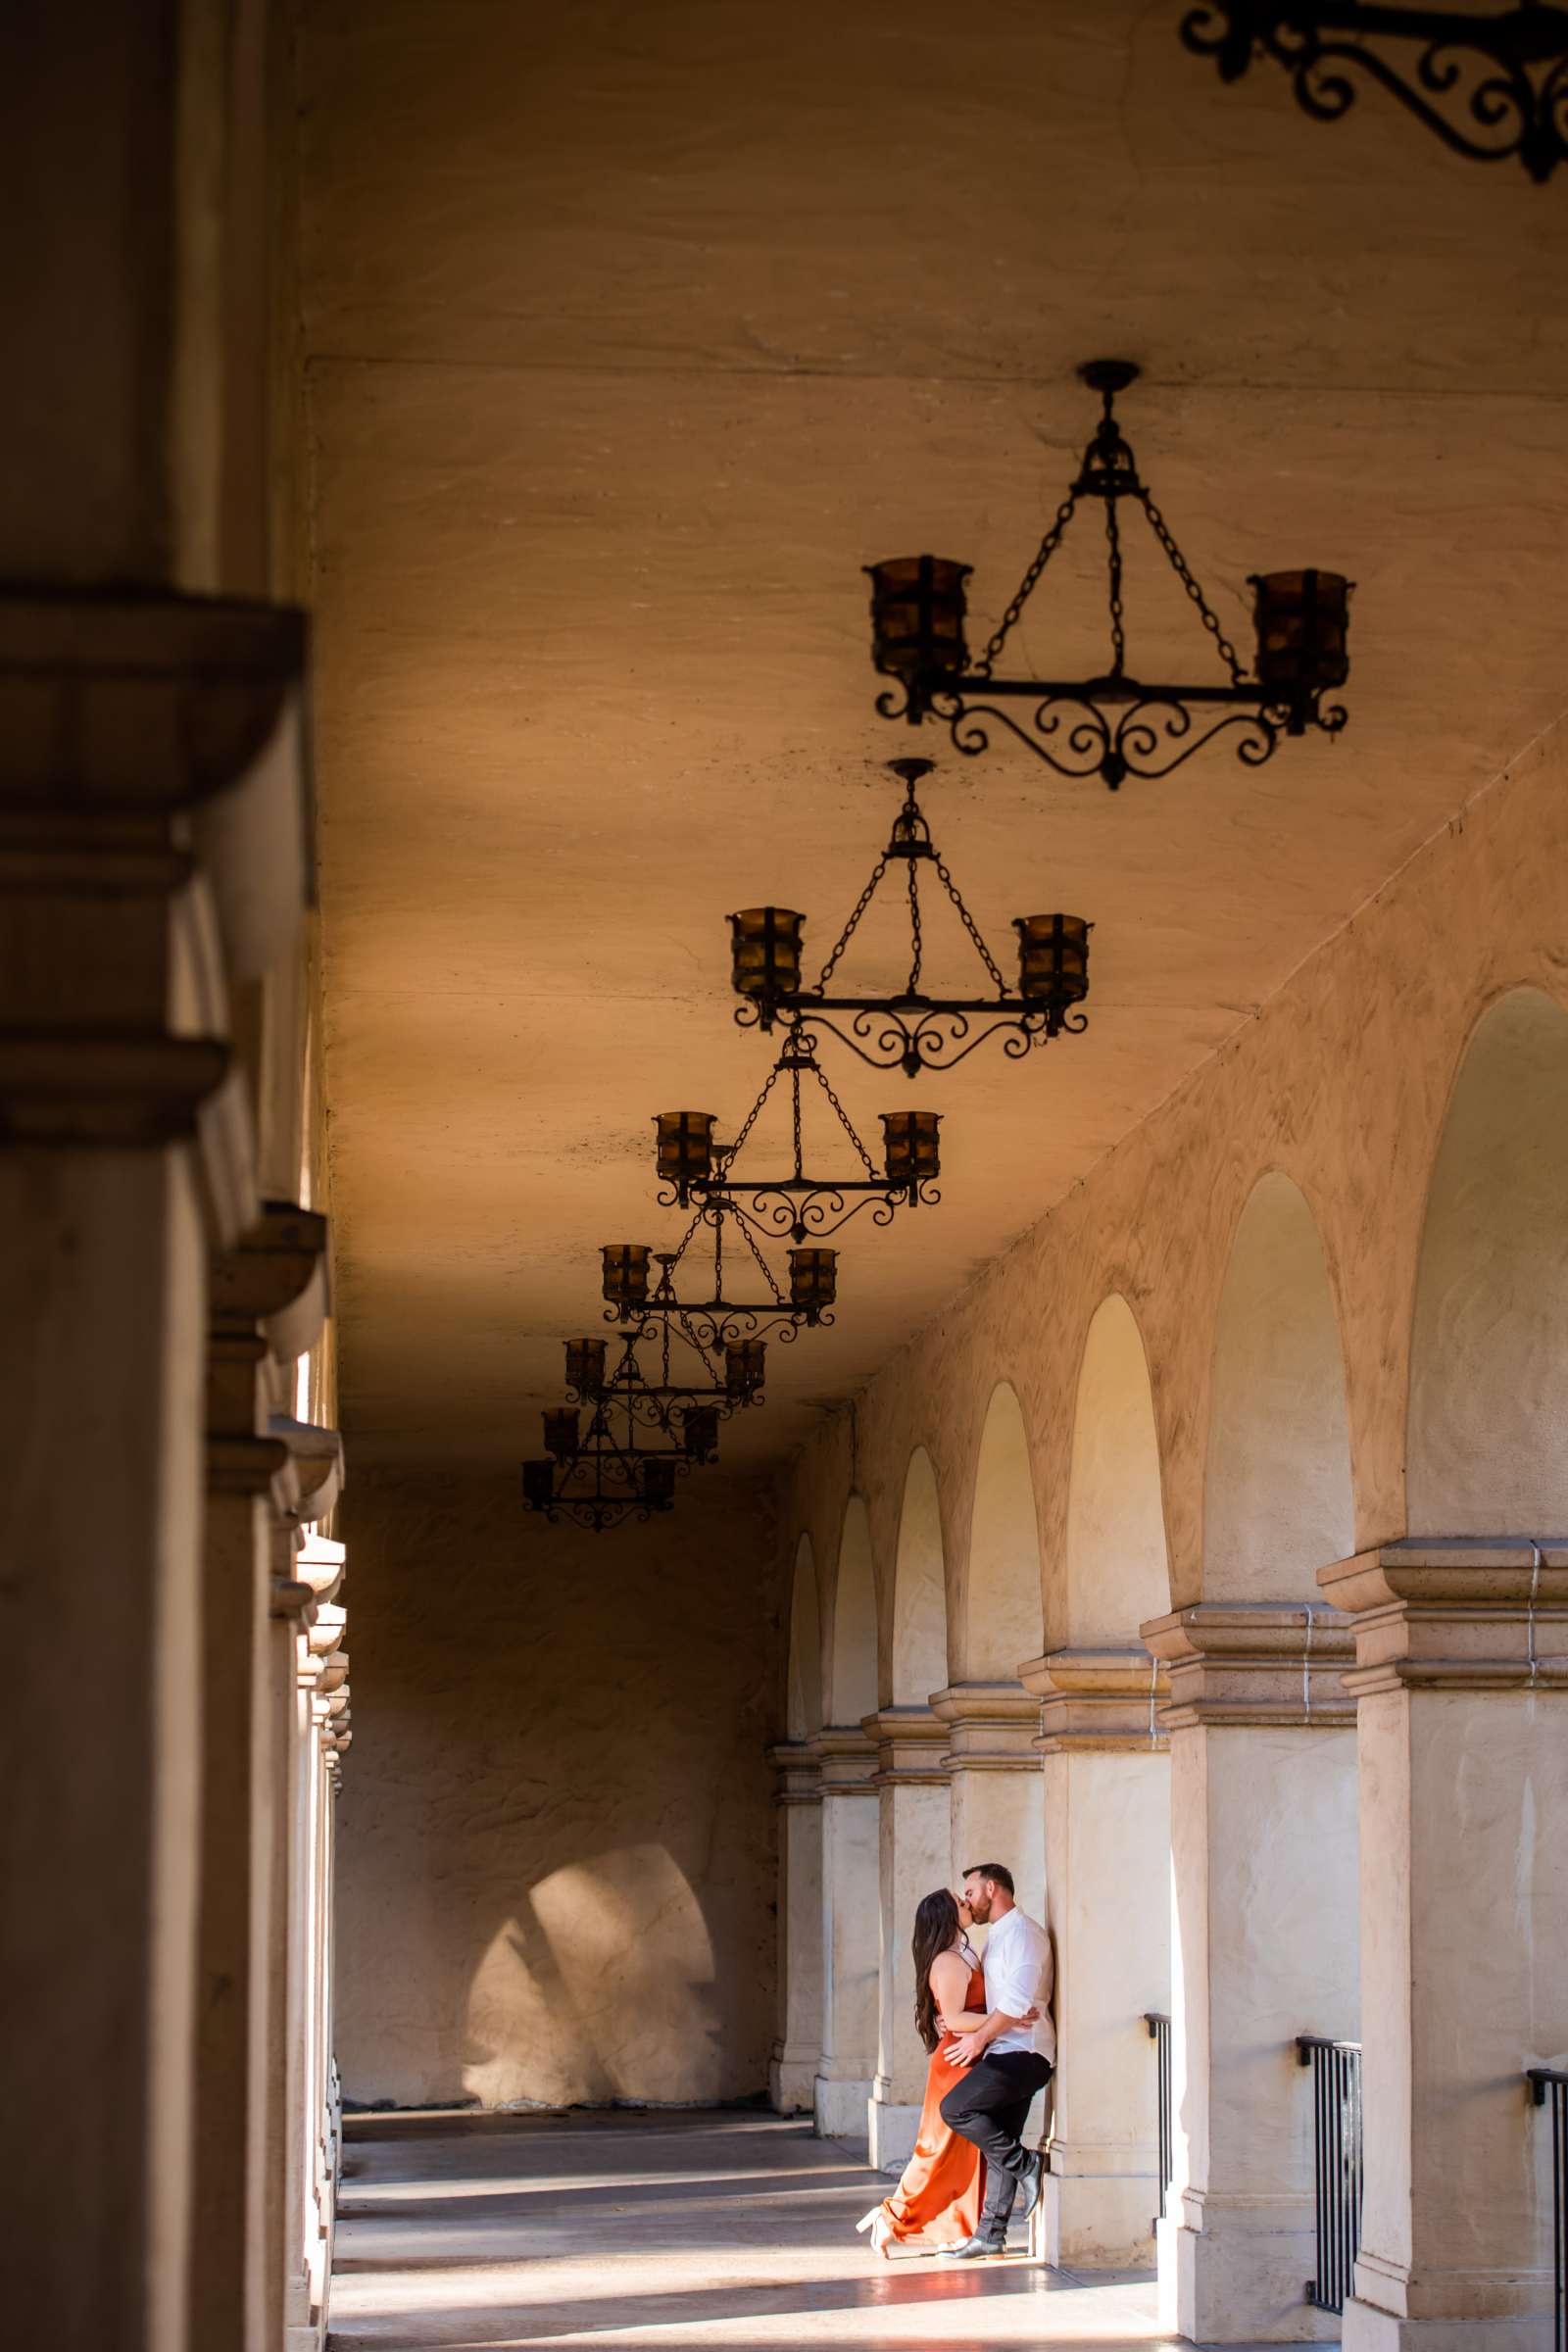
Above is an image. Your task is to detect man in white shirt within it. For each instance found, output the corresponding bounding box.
[937,1861,1054,2257]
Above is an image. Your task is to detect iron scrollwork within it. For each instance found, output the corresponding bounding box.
[1181,3,1568,181]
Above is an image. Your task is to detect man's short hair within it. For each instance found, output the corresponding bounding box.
[962,1861,1014,1896]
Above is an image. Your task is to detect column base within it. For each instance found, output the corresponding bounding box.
[1043,2166,1157,2269]
[1172,2196,1339,2343]
[1344,2280,1555,2351]
[768,2052,818,2114]
[814,2073,873,2146]
[867,2096,921,2173]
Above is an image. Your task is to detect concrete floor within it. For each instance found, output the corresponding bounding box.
[327,2109,1309,2351]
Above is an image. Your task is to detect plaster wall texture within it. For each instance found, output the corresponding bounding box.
[782,710,1568,1667]
[335,1470,776,2111]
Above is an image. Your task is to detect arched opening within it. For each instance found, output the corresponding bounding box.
[1064,1295,1171,1646]
[828,1495,877,1727]
[1203,1171,1354,1600]
[891,1448,948,1705]
[1044,1297,1173,2267]
[1407,987,1568,1533]
[962,1382,1043,1679]
[785,1534,822,1741]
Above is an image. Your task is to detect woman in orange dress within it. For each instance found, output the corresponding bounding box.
[855,1888,991,2256]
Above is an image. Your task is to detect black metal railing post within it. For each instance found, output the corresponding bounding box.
[1146,2011,1173,2228]
[1298,2034,1362,2315]
[1528,2068,1568,2352]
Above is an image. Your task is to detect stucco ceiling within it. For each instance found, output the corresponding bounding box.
[300,0,1568,1474]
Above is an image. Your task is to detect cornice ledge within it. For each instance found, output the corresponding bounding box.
[765,1738,823,1805]
[1322,1540,1568,1693]
[1142,1600,1355,1731]
[861,1704,950,1786]
[270,1416,344,1527]
[930,1680,1040,1769]
[0,590,312,983]
[813,1722,879,1792]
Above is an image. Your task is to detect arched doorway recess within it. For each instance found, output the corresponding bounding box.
[769,1538,823,2113]
[867,1450,954,2169]
[1148,1173,1358,2346]
[939,1384,1046,2081]
[813,1498,880,2146]
[1028,1296,1173,2268]
[1325,988,1568,2350]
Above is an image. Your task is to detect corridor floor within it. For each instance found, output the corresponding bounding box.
[328,2110,1295,2351]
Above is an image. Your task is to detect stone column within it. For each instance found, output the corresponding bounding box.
[813,1727,880,2145]
[1142,1602,1360,2345]
[1321,1543,1568,2352]
[863,1707,951,2171]
[192,1206,330,2352]
[0,593,308,2352]
[1020,1646,1171,2268]
[767,1741,824,2114]
[931,1681,1046,1917]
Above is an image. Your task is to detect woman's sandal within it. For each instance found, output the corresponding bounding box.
[855,2204,895,2258]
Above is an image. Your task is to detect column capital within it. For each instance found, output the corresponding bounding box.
[1319,1539,1568,1695]
[270,1417,344,1529]
[929,1681,1039,1768]
[1019,1645,1171,1754]
[765,1739,823,1806]
[860,1705,950,1786]
[812,1724,879,1793]
[1140,1600,1355,1730]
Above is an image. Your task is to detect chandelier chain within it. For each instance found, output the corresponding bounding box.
[1136,483,1246,683]
[1104,491,1127,679]
[906,858,922,995]
[735,1208,787,1304]
[814,850,891,992]
[972,486,1081,679]
[726,1055,784,1163]
[932,848,1008,993]
[810,1054,879,1179]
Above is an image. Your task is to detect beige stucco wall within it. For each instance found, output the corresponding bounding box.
[784,709,1568,1667]
[336,1469,778,2110]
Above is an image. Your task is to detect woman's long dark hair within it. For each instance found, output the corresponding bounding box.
[912,1888,962,2053]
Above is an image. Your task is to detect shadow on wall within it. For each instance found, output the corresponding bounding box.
[463,1848,721,2109]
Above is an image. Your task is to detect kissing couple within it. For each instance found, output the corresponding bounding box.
[857,1861,1054,2260]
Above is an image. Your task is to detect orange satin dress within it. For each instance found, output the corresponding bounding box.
[876,1957,987,2248]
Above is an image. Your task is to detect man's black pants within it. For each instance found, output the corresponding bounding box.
[940,2051,1053,2236]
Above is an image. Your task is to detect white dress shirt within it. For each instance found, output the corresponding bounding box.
[982,1904,1055,2061]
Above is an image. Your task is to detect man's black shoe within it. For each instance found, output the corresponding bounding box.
[938,2232,1008,2260]
[1016,2151,1045,2222]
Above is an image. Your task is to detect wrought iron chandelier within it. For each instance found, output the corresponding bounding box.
[601,1200,838,1350]
[728,757,1090,1078]
[654,1034,941,1245]
[1181,4,1568,180]
[865,360,1351,791]
[521,1327,722,1533]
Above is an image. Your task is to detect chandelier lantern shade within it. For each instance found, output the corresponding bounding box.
[682,1405,721,1462]
[655,1110,717,1189]
[601,1242,652,1313]
[521,1459,556,1508]
[866,555,972,684]
[882,1109,942,1190]
[564,1337,608,1398]
[725,1339,767,1401]
[788,1246,838,1318]
[730,907,805,1001]
[1015,913,1092,1030]
[641,1459,678,1509]
[542,1405,581,1461]
[1250,569,1351,723]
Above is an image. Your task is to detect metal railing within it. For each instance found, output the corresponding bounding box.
[1298,2035,1362,2315]
[1528,2068,1568,2352]
[1146,2012,1173,2225]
